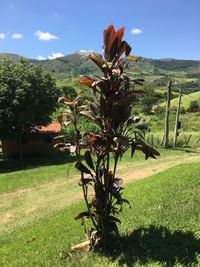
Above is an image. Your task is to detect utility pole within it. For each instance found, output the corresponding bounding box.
[164,80,172,148]
[173,89,182,148]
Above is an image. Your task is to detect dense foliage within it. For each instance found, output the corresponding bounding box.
[57,25,160,247]
[188,100,200,112]
[0,60,58,138]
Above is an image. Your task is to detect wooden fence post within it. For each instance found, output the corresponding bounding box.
[164,81,172,148]
[173,89,182,148]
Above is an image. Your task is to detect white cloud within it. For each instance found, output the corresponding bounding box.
[36,55,46,61]
[35,30,59,41]
[12,33,23,39]
[131,28,142,35]
[0,33,6,39]
[48,52,64,60]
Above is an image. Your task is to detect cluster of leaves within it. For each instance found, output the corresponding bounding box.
[0,59,58,138]
[57,25,159,246]
[188,100,200,112]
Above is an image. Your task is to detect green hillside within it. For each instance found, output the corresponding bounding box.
[3,53,199,101]
[0,53,37,63]
[160,91,200,109]
[0,53,25,61]
[1,52,200,78]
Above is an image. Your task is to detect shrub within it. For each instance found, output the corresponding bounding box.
[56,25,159,248]
[188,100,200,112]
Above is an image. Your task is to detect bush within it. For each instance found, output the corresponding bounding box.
[188,100,200,112]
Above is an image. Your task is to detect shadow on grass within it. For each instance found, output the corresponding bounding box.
[99,225,200,266]
[0,153,78,174]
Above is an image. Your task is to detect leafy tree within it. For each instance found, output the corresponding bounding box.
[188,100,199,112]
[56,25,159,248]
[139,85,160,114]
[0,60,58,157]
[59,85,77,100]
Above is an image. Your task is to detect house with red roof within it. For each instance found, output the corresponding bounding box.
[2,122,61,158]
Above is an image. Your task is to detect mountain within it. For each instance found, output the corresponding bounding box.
[1,53,200,92]
[40,55,200,78]
[0,53,37,63]
[0,53,25,61]
[1,52,200,76]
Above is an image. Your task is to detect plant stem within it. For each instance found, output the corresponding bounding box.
[74,116,98,232]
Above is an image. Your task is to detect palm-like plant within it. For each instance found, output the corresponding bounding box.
[57,25,160,247]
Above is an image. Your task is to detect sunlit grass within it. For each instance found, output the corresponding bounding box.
[1,162,200,266]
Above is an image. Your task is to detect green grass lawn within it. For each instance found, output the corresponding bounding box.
[0,149,200,266]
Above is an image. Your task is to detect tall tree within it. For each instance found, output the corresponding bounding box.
[0,60,58,145]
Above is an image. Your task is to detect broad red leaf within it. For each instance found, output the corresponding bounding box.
[121,198,131,208]
[81,50,103,67]
[110,36,119,61]
[108,216,121,224]
[74,211,90,220]
[136,140,160,159]
[125,42,131,56]
[58,96,71,103]
[78,178,93,186]
[63,121,71,127]
[85,150,95,171]
[113,178,123,186]
[84,54,104,69]
[103,24,116,61]
[54,143,65,149]
[74,161,92,174]
[79,76,96,88]
[115,27,125,47]
[127,117,141,125]
[80,111,94,120]
[131,141,136,158]
[74,93,85,101]
[114,41,127,63]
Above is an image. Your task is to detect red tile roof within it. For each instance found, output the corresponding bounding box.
[37,122,61,133]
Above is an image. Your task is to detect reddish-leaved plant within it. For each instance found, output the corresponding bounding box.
[56,24,160,247]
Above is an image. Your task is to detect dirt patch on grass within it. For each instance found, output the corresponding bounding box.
[122,153,200,182]
[25,207,36,214]
[0,212,13,225]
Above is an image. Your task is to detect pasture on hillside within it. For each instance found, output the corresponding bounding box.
[0,149,200,266]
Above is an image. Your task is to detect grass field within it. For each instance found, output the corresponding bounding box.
[160,91,200,109]
[0,149,200,266]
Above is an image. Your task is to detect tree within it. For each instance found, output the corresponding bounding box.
[56,25,159,249]
[59,85,77,100]
[188,100,199,112]
[0,60,58,157]
[139,84,159,114]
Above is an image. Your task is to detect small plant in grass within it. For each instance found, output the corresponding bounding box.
[56,25,160,248]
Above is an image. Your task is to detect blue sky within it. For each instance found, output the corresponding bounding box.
[0,0,200,60]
